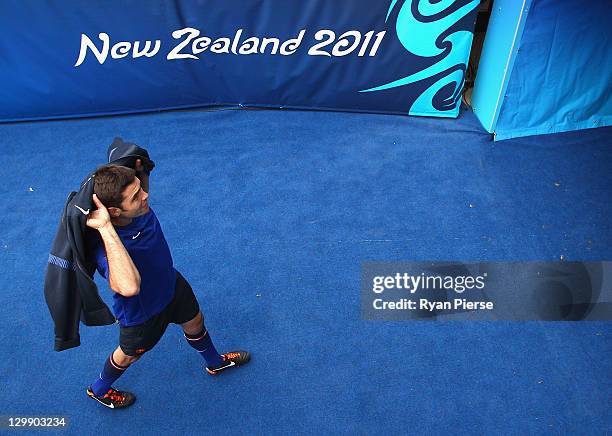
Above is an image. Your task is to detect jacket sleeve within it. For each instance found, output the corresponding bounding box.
[65,176,116,327]
[44,192,83,351]
[44,175,116,352]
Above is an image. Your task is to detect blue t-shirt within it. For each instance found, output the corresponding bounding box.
[95,209,176,326]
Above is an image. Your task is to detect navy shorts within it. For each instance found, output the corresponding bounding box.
[119,271,200,356]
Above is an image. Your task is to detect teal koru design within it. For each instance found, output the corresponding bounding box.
[361,0,479,116]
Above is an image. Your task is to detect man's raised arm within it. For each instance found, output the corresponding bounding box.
[86,194,141,297]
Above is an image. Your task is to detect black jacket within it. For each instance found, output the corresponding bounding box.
[44,138,154,351]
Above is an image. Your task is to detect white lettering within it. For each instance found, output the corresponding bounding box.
[260,37,279,54]
[372,276,385,293]
[133,40,161,58]
[74,33,109,67]
[111,41,131,59]
[454,299,494,310]
[167,27,200,60]
[373,299,413,310]
[210,37,231,54]
[76,27,386,65]
[239,37,260,55]
[332,30,361,57]
[419,299,451,311]
[192,36,211,54]
[280,30,305,55]
[231,29,243,54]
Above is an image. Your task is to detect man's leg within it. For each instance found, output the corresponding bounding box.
[181,311,225,368]
[90,346,140,397]
[181,311,251,374]
[86,346,139,409]
[174,271,251,374]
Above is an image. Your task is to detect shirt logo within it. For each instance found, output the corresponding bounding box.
[74,204,90,215]
[132,232,141,240]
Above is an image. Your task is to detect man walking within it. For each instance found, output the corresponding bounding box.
[84,163,250,409]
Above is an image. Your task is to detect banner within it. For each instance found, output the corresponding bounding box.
[0,0,479,121]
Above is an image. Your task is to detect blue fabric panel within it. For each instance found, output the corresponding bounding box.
[494,0,612,140]
[48,254,76,271]
[0,0,478,121]
[471,0,532,133]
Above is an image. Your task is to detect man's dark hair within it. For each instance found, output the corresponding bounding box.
[93,165,136,208]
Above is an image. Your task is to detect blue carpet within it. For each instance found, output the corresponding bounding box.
[0,107,610,434]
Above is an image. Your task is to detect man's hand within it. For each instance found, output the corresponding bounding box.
[134,158,145,173]
[134,158,150,193]
[86,194,112,230]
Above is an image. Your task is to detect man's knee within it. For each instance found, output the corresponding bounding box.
[181,311,203,335]
[114,347,142,366]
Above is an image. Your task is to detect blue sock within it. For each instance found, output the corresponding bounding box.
[91,354,128,396]
[184,327,224,368]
